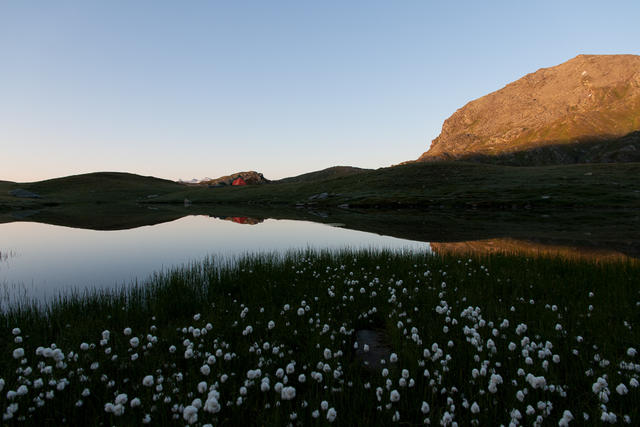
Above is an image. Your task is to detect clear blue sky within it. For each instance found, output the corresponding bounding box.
[2,1,639,182]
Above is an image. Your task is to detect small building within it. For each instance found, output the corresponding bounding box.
[231,177,247,186]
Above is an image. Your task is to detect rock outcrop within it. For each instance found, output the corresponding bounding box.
[418,54,640,164]
[200,171,269,187]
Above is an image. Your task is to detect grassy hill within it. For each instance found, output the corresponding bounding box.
[147,161,640,210]
[3,163,640,212]
[1,172,184,206]
[275,166,369,184]
[22,171,183,200]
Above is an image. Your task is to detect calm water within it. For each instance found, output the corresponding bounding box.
[0,215,429,303]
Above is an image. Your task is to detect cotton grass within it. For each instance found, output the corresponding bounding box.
[1,249,638,425]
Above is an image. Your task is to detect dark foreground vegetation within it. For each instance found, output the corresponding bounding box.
[1,250,638,425]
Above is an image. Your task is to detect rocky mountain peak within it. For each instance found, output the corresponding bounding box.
[418,54,640,164]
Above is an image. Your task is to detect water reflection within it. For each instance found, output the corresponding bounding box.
[1,204,638,306]
[0,216,429,302]
[430,239,631,262]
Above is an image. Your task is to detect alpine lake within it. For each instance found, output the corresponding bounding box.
[2,205,637,308]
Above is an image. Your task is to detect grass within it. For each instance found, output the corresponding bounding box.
[1,250,638,425]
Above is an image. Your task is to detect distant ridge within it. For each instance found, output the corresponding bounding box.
[178,177,212,184]
[418,54,640,164]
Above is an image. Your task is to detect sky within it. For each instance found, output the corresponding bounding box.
[2,1,640,182]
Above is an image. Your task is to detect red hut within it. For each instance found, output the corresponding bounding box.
[231,177,247,186]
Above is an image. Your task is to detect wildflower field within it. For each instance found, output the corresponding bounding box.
[1,250,638,426]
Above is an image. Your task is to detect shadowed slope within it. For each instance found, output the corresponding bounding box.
[276,166,370,184]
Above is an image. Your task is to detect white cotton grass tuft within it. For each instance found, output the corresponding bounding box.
[183,405,198,424]
[12,348,25,359]
[488,373,503,393]
[142,375,154,387]
[326,407,337,422]
[615,383,628,395]
[281,386,296,400]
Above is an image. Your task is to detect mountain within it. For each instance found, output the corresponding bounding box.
[178,177,212,184]
[418,54,640,164]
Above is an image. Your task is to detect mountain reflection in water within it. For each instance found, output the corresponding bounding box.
[430,238,632,262]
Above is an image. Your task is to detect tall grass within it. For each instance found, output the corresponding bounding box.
[1,250,638,425]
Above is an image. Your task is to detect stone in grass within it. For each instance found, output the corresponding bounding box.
[308,192,329,201]
[355,329,392,370]
[9,189,42,198]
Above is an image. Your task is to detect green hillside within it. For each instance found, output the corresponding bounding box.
[3,162,640,214]
[150,161,640,210]
[275,166,370,184]
[1,172,184,205]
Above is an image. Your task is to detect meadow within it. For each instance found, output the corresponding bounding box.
[1,250,638,425]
